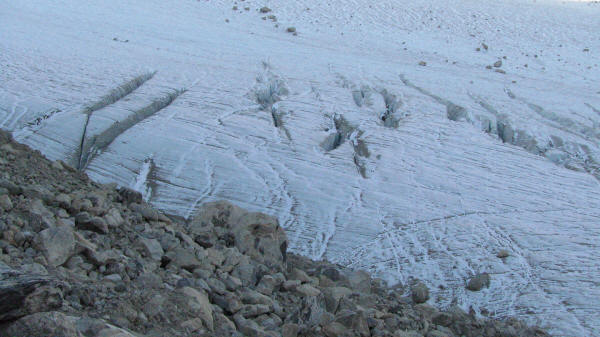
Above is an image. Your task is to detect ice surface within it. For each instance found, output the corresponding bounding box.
[1,0,599,335]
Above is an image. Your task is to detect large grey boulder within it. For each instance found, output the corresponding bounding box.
[175,287,213,331]
[33,226,75,267]
[0,311,81,337]
[190,201,288,270]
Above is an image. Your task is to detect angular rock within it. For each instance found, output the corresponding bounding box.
[323,286,352,313]
[117,187,142,204]
[212,292,243,314]
[241,289,274,307]
[176,287,213,331]
[0,194,12,211]
[281,323,299,337]
[138,237,163,261]
[335,309,370,337]
[54,193,72,209]
[233,313,265,336]
[103,208,124,228]
[497,249,510,259]
[348,269,371,293]
[239,304,271,318]
[257,274,280,295]
[466,273,491,291]
[190,201,288,270]
[411,282,430,304]
[323,321,350,337]
[167,247,203,272]
[289,268,311,283]
[295,283,321,297]
[75,212,108,234]
[0,178,21,195]
[33,226,75,267]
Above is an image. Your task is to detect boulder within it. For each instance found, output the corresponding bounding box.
[0,311,81,337]
[411,282,430,304]
[466,273,491,291]
[0,195,12,211]
[335,309,370,337]
[323,286,352,313]
[75,212,108,234]
[117,187,142,204]
[138,237,163,261]
[33,226,75,267]
[190,201,288,270]
[176,287,213,331]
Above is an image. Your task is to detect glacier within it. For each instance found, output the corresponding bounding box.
[1,0,599,335]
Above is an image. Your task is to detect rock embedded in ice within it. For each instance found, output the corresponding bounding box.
[466,273,491,291]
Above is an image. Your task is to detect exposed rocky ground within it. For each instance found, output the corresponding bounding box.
[0,129,549,337]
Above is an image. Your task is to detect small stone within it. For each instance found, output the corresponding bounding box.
[335,310,370,337]
[321,267,342,282]
[168,247,202,272]
[295,283,321,297]
[287,27,296,33]
[432,312,453,327]
[257,274,279,295]
[51,160,64,170]
[103,273,122,282]
[0,194,12,211]
[0,179,21,195]
[241,289,274,306]
[212,292,243,314]
[232,5,238,10]
[260,6,271,13]
[140,206,159,222]
[54,194,72,209]
[411,282,429,304]
[282,323,299,337]
[482,43,488,50]
[103,208,124,228]
[495,69,506,74]
[466,273,491,291]
[138,237,164,261]
[224,274,243,291]
[418,61,427,66]
[497,249,510,258]
[323,286,352,313]
[118,187,142,204]
[239,304,271,318]
[181,318,204,333]
[283,279,301,291]
[75,212,108,234]
[72,198,93,213]
[493,60,502,68]
[348,270,371,293]
[177,287,213,331]
[289,268,311,283]
[323,321,350,337]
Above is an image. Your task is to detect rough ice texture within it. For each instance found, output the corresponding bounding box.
[1,0,599,335]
